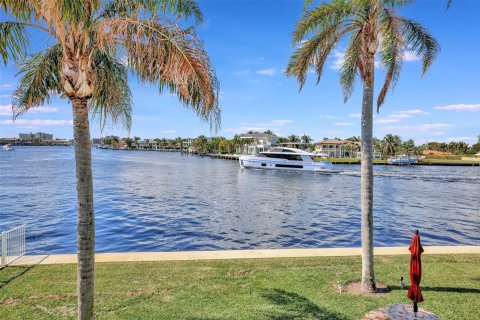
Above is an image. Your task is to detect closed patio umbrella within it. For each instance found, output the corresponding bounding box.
[407,230,424,315]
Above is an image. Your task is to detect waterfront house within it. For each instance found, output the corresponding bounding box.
[182,138,194,152]
[314,139,361,158]
[240,133,279,154]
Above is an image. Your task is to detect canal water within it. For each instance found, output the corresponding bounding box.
[1,147,479,254]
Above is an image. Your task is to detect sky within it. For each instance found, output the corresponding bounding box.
[0,0,479,144]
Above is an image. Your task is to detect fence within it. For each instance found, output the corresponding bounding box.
[1,224,26,268]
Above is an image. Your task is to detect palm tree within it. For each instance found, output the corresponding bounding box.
[402,139,415,156]
[383,134,402,156]
[288,134,300,143]
[287,0,438,292]
[0,1,219,318]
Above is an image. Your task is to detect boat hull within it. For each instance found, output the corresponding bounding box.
[387,157,418,165]
[239,155,340,173]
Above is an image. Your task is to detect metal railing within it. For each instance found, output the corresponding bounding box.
[1,224,26,268]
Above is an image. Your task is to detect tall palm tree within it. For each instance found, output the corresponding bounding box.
[287,0,438,292]
[0,1,219,318]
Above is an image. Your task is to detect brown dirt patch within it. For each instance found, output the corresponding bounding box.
[36,305,76,316]
[343,282,390,297]
[0,297,20,306]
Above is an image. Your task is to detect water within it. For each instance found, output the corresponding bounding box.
[1,147,479,254]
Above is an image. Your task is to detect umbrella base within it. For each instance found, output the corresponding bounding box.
[363,304,440,320]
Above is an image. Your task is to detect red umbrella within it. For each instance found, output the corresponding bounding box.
[407,230,424,314]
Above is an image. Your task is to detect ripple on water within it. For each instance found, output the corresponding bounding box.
[1,147,479,254]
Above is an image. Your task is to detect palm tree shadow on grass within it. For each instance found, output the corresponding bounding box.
[261,289,348,320]
[0,265,37,289]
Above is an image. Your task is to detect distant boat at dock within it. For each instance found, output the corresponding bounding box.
[2,144,14,151]
[387,154,418,165]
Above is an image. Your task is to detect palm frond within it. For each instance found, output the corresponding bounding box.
[293,0,352,43]
[100,0,203,23]
[0,21,28,64]
[377,9,403,110]
[340,30,362,103]
[158,0,203,23]
[56,0,100,23]
[0,0,35,20]
[286,23,342,90]
[12,44,63,118]
[96,17,220,130]
[89,51,132,131]
[400,17,440,75]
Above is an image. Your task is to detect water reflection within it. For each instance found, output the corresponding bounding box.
[1,147,479,254]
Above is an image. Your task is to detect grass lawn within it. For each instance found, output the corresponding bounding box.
[1,254,479,319]
[418,159,480,165]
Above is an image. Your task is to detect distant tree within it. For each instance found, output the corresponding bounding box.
[301,134,312,144]
[382,134,402,156]
[193,135,208,154]
[402,139,415,155]
[124,137,133,149]
[346,136,360,142]
[288,135,300,143]
[264,130,273,135]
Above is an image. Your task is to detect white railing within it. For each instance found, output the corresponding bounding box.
[1,224,26,268]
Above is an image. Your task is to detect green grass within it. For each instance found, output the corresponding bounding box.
[418,159,480,165]
[1,255,479,319]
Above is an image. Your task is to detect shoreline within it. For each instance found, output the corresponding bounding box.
[12,245,480,265]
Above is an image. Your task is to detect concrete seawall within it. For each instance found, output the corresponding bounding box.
[12,246,480,265]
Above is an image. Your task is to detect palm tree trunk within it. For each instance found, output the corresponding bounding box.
[360,53,376,293]
[72,98,95,319]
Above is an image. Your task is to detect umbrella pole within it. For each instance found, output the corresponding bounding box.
[413,301,418,317]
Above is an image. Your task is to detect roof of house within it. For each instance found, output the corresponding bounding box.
[314,139,360,145]
[240,133,278,139]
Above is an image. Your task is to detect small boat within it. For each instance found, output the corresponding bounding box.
[387,154,418,165]
[2,144,14,151]
[239,147,340,173]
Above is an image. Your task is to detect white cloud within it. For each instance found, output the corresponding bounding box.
[445,136,476,143]
[224,126,268,134]
[224,119,295,134]
[330,51,344,70]
[0,105,58,116]
[374,109,430,124]
[0,84,12,88]
[233,70,250,76]
[161,130,176,134]
[404,51,420,62]
[381,123,453,132]
[271,119,294,126]
[256,68,277,76]
[334,122,352,126]
[392,109,429,115]
[0,119,72,126]
[319,114,342,119]
[0,94,10,98]
[347,113,361,118]
[433,104,480,112]
[374,118,400,124]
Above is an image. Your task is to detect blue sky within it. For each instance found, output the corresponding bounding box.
[0,0,479,144]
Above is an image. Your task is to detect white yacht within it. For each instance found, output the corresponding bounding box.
[2,144,14,151]
[239,147,340,173]
[387,154,418,165]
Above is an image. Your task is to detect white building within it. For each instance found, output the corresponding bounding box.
[240,133,279,155]
[314,139,360,158]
